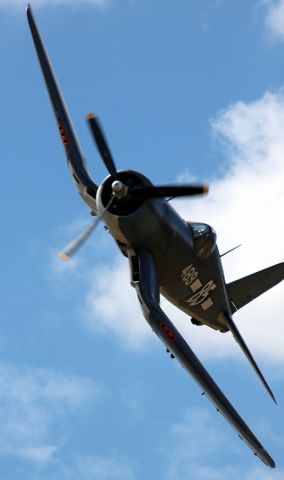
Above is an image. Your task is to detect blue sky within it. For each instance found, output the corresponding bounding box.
[1,0,284,478]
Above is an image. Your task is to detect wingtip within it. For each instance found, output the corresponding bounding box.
[26,3,33,22]
[263,381,277,405]
[262,449,276,469]
[265,380,277,405]
[272,393,277,405]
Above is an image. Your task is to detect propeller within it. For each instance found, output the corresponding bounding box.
[58,195,114,260]
[60,114,210,261]
[86,113,209,199]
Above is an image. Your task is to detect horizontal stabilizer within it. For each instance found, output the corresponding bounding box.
[227,263,284,311]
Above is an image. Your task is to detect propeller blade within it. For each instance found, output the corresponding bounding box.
[87,114,117,178]
[128,184,209,198]
[58,218,101,261]
[58,195,114,260]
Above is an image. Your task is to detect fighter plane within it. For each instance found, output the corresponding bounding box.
[26,4,284,468]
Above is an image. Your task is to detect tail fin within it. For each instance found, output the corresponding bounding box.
[226,263,284,312]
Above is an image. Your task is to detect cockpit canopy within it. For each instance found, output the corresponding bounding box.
[187,222,217,259]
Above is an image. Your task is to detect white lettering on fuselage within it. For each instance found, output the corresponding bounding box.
[180,265,216,310]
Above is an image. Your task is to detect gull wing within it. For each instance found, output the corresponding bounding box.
[172,331,275,467]
[26,4,98,210]
[134,249,276,468]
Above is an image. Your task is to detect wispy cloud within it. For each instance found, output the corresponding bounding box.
[0,363,98,463]
[263,0,284,40]
[85,88,284,365]
[161,407,284,479]
[33,453,135,480]
[67,455,135,480]
[161,407,239,480]
[0,362,137,479]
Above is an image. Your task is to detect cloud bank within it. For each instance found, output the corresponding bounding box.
[85,88,284,364]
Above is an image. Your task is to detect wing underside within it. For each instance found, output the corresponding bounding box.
[133,249,275,468]
[26,4,98,210]
[166,327,276,468]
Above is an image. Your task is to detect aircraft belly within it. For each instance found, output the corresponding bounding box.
[115,199,231,331]
[157,236,230,332]
[161,288,228,331]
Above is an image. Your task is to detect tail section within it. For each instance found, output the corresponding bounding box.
[226,263,284,312]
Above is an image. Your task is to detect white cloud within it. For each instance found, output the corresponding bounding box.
[85,89,284,365]
[0,363,98,463]
[85,258,151,351]
[263,0,284,40]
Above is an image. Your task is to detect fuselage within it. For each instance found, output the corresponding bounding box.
[96,171,231,332]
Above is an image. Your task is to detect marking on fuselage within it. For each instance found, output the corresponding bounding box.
[190,279,202,292]
[181,264,216,310]
[201,297,213,310]
[186,280,216,307]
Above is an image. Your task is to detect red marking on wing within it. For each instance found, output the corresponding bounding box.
[58,124,69,145]
[159,322,176,342]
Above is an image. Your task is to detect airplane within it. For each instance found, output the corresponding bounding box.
[26,3,284,468]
